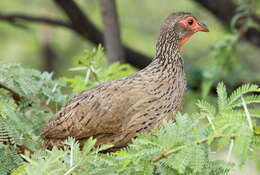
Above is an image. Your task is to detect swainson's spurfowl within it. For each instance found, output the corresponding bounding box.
[41,12,209,150]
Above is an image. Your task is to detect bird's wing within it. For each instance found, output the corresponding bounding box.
[41,79,151,140]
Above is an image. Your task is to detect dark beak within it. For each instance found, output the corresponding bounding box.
[196,23,209,32]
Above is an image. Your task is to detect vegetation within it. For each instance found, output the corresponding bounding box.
[0,47,259,175]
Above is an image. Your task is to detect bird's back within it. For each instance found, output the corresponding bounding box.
[41,72,165,149]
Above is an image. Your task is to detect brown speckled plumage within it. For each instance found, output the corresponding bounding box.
[41,12,208,150]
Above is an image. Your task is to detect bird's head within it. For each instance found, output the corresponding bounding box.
[160,12,209,51]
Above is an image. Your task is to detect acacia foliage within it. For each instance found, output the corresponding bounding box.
[0,47,260,175]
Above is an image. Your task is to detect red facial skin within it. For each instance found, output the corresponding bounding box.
[178,33,193,51]
[178,16,208,51]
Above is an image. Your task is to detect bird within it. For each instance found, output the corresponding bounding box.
[41,12,209,150]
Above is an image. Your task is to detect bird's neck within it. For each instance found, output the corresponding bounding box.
[140,31,185,82]
[153,31,183,69]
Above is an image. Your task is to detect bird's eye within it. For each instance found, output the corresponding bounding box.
[187,19,193,25]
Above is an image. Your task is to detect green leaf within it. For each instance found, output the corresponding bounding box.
[231,95,260,108]
[217,82,228,111]
[82,137,96,154]
[196,100,216,117]
[228,84,259,107]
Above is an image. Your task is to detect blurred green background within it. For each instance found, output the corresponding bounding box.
[0,0,258,75]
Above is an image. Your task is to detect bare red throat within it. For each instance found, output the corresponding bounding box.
[179,33,194,51]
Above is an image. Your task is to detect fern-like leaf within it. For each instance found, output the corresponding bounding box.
[217,82,228,111]
[228,84,260,106]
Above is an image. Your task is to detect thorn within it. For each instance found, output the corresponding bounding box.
[70,139,73,168]
[64,165,77,175]
[46,83,58,105]
[226,139,234,162]
[241,96,253,132]
[206,115,216,133]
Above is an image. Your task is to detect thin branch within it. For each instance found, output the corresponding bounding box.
[0,83,23,102]
[0,82,56,113]
[0,13,72,29]
[152,130,260,163]
[16,144,34,155]
[152,136,214,163]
